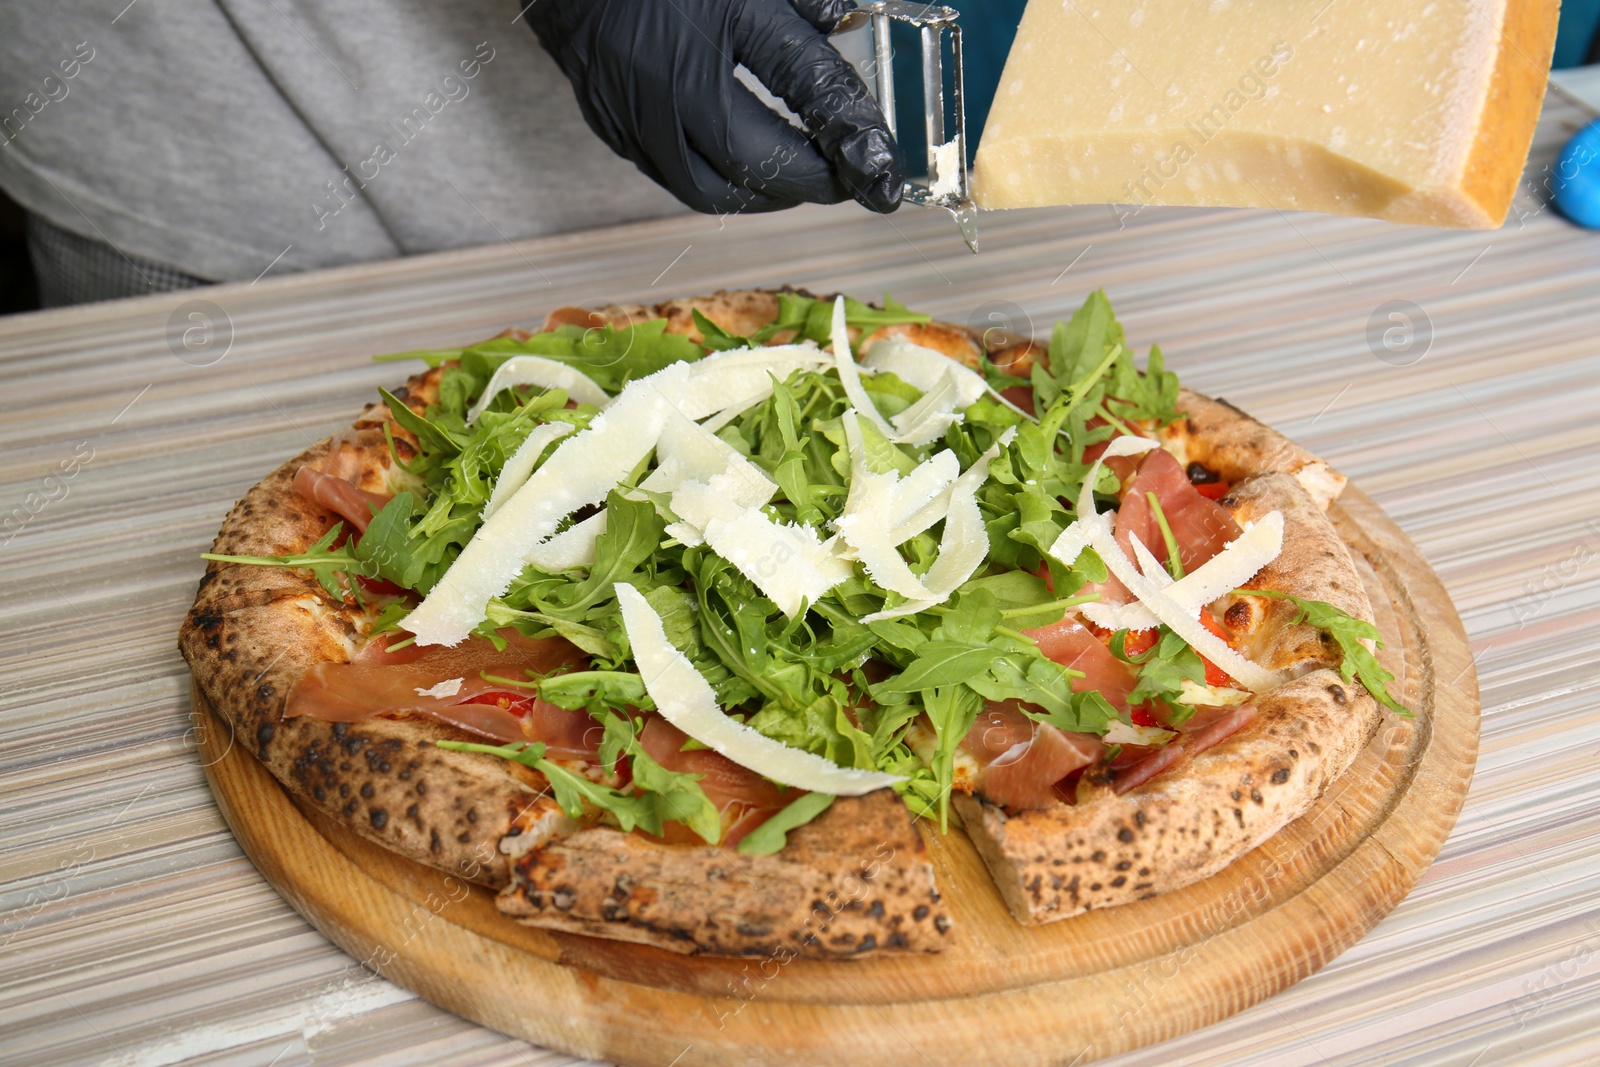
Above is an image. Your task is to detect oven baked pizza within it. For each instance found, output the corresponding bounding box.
[180,287,1406,958]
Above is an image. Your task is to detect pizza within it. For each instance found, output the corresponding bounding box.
[180,287,1406,959]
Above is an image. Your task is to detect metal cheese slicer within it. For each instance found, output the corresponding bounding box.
[839,2,978,253]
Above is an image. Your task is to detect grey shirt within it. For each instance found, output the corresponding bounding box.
[0,1,685,282]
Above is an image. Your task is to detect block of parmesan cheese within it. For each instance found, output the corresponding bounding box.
[972,0,1558,228]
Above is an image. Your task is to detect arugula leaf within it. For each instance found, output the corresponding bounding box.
[736,792,836,856]
[1233,590,1411,717]
[536,671,653,714]
[1120,628,1208,720]
[435,738,546,767]
[628,744,722,844]
[381,388,463,457]
[870,642,999,696]
[923,684,983,830]
[1145,491,1184,579]
[690,309,753,352]
[203,523,368,602]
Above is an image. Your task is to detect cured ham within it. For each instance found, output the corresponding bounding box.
[637,717,790,847]
[1023,616,1137,711]
[292,466,392,534]
[1111,703,1257,795]
[287,630,597,754]
[962,701,1103,810]
[1114,447,1240,576]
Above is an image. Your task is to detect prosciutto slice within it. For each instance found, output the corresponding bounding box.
[1114,447,1240,576]
[287,630,598,754]
[636,717,790,847]
[1111,703,1257,794]
[963,701,1103,810]
[293,466,392,534]
[1023,616,1137,711]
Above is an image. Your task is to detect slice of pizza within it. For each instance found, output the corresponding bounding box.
[182,287,1406,956]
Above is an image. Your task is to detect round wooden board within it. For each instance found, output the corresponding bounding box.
[194,484,1478,1067]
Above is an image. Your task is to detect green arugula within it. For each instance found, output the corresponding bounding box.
[736,792,836,856]
[1114,628,1209,723]
[211,290,1218,849]
[1232,591,1411,717]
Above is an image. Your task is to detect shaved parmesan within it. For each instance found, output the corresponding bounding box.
[466,356,610,423]
[525,510,607,572]
[859,431,1013,622]
[414,677,464,699]
[829,297,896,437]
[675,344,832,421]
[1177,679,1252,707]
[1104,719,1177,746]
[638,409,775,507]
[403,364,688,646]
[861,338,988,408]
[1081,512,1286,632]
[671,477,849,616]
[482,421,575,520]
[835,505,936,600]
[889,370,963,447]
[616,584,900,795]
[886,451,960,541]
[1049,436,1281,692]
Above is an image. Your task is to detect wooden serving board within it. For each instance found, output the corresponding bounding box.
[195,484,1478,1067]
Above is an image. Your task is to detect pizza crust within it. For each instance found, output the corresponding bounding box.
[955,667,1380,924]
[182,287,1380,953]
[954,473,1386,924]
[179,295,948,957]
[499,792,953,958]
[180,418,549,890]
[1160,388,1347,510]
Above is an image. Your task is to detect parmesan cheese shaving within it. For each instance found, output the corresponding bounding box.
[482,421,575,520]
[861,338,988,407]
[1049,435,1282,692]
[616,584,900,795]
[670,476,848,616]
[414,678,464,699]
[888,371,963,447]
[1080,513,1286,632]
[1177,679,1252,707]
[638,409,776,506]
[466,356,611,423]
[675,344,832,421]
[829,296,896,437]
[859,431,1013,622]
[524,510,607,572]
[403,364,688,646]
[1104,719,1177,746]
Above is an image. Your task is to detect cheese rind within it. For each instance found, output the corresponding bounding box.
[973,0,1558,229]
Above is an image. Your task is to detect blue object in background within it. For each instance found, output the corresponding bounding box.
[1553,117,1600,229]
[1552,0,1600,68]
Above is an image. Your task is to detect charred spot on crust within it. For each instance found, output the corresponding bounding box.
[1224,600,1253,630]
[1271,767,1291,784]
[1116,827,1135,843]
[369,808,388,829]
[1328,684,1347,704]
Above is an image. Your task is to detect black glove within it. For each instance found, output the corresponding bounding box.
[525,0,902,215]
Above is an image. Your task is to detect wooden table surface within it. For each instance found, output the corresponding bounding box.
[3,72,1599,1067]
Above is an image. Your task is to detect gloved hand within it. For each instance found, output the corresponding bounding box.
[525,0,902,215]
